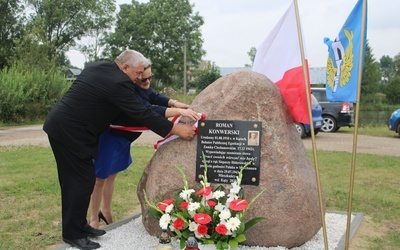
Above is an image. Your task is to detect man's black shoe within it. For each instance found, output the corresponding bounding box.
[63,237,100,250]
[83,224,106,237]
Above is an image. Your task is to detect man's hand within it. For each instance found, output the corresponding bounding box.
[170,123,196,140]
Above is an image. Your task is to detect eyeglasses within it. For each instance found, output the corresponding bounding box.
[141,76,152,83]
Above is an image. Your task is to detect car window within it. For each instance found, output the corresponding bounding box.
[311,94,320,106]
[312,89,328,102]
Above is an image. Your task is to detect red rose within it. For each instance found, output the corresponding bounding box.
[193,213,212,224]
[229,199,248,211]
[158,199,174,211]
[197,224,208,235]
[180,201,189,210]
[215,224,228,235]
[173,218,185,230]
[197,186,212,196]
[207,200,217,207]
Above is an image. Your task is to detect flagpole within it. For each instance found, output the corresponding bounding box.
[293,1,328,249]
[345,0,367,249]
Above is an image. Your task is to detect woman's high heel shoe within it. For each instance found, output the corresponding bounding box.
[98,211,110,225]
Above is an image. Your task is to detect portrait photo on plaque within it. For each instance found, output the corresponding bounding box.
[247,131,260,146]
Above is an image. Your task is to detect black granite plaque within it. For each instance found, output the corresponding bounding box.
[196,120,262,186]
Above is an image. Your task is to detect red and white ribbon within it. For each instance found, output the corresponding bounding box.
[109,113,206,150]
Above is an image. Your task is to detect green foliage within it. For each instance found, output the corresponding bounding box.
[360,42,381,104]
[245,47,257,68]
[385,76,400,104]
[191,61,221,91]
[0,63,70,123]
[1,0,117,68]
[0,0,24,69]
[104,0,205,87]
[379,55,396,83]
[75,0,117,64]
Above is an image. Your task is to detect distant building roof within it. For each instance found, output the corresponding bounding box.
[69,68,82,76]
[66,68,82,81]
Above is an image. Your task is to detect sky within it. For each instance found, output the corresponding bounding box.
[67,0,400,68]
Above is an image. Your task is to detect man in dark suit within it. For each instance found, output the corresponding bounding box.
[43,49,196,250]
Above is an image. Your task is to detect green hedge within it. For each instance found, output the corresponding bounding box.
[0,63,70,123]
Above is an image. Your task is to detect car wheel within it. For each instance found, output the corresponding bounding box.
[321,116,337,133]
[294,122,306,138]
[397,123,400,137]
[334,126,341,132]
[306,128,320,137]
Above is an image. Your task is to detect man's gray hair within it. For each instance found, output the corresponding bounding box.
[115,49,151,68]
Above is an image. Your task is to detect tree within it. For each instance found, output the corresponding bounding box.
[385,76,400,104]
[245,47,257,68]
[380,55,395,84]
[0,0,24,69]
[104,0,205,87]
[360,42,380,103]
[13,24,54,70]
[75,0,116,65]
[25,0,116,66]
[191,61,221,91]
[393,52,400,76]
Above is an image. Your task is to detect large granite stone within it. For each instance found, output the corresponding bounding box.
[137,69,324,248]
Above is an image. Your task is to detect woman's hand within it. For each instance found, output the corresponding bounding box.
[179,108,201,121]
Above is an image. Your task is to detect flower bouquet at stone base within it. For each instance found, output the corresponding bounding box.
[144,153,266,250]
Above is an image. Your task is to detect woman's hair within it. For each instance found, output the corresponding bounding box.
[115,49,152,68]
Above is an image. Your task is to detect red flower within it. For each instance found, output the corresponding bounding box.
[180,201,189,210]
[158,199,174,211]
[215,224,228,235]
[197,224,208,235]
[193,213,212,224]
[207,200,217,207]
[173,218,185,230]
[197,186,212,196]
[229,199,248,211]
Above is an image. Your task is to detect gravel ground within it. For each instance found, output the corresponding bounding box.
[58,212,359,250]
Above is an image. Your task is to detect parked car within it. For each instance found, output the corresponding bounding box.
[294,93,324,138]
[311,87,354,132]
[389,109,400,136]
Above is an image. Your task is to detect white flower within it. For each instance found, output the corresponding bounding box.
[214,202,226,212]
[212,190,225,199]
[188,202,200,212]
[179,189,195,201]
[188,221,198,232]
[230,181,241,194]
[165,203,174,213]
[159,214,171,229]
[226,193,238,204]
[219,209,231,221]
[226,217,241,232]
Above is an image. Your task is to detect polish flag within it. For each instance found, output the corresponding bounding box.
[252,2,310,124]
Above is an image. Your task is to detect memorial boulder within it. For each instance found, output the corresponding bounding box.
[137,70,324,248]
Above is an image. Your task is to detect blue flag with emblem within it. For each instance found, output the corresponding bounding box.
[323,0,367,103]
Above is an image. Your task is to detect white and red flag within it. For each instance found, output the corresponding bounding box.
[252,2,310,124]
[110,113,206,150]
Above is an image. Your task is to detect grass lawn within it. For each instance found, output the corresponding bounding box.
[0,143,399,249]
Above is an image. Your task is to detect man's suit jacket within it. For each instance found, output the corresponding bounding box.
[43,61,173,158]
